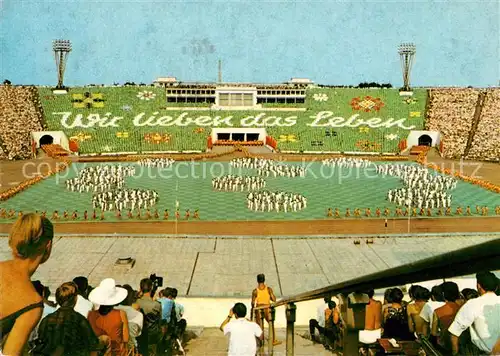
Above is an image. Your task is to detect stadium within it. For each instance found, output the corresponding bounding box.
[1,2,499,355]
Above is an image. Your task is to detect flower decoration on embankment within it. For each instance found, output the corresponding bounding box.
[137,91,156,101]
[144,133,172,144]
[355,140,382,152]
[350,96,384,112]
[278,134,298,143]
[313,93,329,102]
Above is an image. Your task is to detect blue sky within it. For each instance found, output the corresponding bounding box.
[1,0,498,86]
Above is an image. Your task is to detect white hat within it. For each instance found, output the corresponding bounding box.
[88,278,127,306]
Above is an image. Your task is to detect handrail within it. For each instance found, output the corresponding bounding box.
[256,238,499,309]
[418,335,443,356]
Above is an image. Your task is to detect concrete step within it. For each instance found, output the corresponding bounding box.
[183,327,340,355]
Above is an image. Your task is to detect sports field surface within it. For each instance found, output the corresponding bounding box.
[1,161,499,223]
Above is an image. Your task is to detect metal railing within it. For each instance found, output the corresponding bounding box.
[253,238,500,355]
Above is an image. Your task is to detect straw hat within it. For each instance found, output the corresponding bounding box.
[88,278,127,306]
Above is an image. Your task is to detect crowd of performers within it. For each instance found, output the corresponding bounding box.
[326,205,500,218]
[230,157,306,178]
[137,158,175,168]
[212,175,265,192]
[247,191,307,213]
[379,164,457,209]
[321,157,373,168]
[0,208,200,221]
[65,165,135,193]
[92,189,158,211]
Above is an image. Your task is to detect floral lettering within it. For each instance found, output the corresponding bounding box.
[56,111,416,130]
[212,115,234,127]
[308,111,415,130]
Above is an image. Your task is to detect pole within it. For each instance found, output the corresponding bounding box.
[175,181,179,235]
[268,306,276,356]
[259,309,265,355]
[58,51,64,88]
[407,203,411,234]
[285,303,296,356]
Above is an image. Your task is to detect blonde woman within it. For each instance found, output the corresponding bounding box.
[0,213,54,355]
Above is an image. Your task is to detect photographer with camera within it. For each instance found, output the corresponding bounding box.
[136,275,163,355]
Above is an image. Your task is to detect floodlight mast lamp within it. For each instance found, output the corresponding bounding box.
[398,42,416,92]
[53,40,72,89]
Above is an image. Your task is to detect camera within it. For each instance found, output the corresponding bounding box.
[149,273,164,297]
[150,273,163,287]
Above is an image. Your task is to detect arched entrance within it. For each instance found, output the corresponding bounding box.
[39,135,54,146]
[418,134,432,146]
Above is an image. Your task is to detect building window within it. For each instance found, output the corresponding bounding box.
[217,133,230,140]
[218,92,254,106]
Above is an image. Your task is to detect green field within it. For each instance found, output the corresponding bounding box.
[39,87,427,154]
[1,161,499,222]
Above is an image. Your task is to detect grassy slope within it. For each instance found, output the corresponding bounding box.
[39,87,426,154]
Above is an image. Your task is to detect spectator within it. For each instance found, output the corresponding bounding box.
[220,303,263,356]
[171,288,187,340]
[461,288,479,301]
[72,276,94,318]
[32,280,57,314]
[309,296,331,342]
[73,276,92,299]
[407,285,430,335]
[136,278,162,349]
[449,272,500,355]
[88,278,130,355]
[467,90,500,160]
[419,284,445,335]
[0,213,53,355]
[426,88,479,158]
[431,282,461,353]
[309,300,341,350]
[115,284,143,349]
[29,281,57,341]
[0,86,44,160]
[381,288,393,316]
[250,273,281,345]
[33,281,109,355]
[382,288,413,340]
[158,287,175,323]
[157,287,186,354]
[359,289,382,345]
[408,285,419,302]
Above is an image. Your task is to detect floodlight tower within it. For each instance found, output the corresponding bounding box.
[53,39,72,89]
[398,42,416,91]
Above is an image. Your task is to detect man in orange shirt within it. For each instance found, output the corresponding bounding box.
[251,274,281,346]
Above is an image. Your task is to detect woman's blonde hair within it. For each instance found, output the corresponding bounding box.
[9,213,54,259]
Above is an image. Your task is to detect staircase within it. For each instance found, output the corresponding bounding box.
[41,144,69,158]
[463,91,487,157]
[409,145,430,155]
[184,327,338,356]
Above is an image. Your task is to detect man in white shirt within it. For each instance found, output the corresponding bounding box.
[449,272,500,355]
[72,276,94,318]
[220,303,263,356]
[419,284,445,334]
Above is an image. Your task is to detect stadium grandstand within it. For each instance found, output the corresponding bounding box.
[1,12,500,355]
[0,81,499,161]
